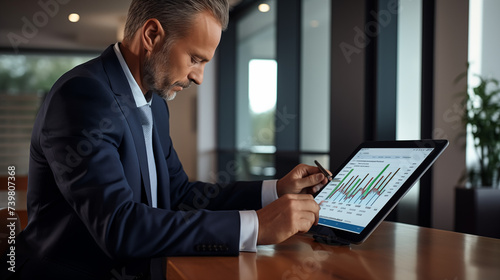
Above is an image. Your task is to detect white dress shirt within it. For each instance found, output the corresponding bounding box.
[112,43,278,252]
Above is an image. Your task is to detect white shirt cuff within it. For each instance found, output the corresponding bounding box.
[262,179,278,207]
[239,210,258,252]
[238,180,278,252]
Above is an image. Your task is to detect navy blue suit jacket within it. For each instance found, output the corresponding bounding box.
[5,45,262,279]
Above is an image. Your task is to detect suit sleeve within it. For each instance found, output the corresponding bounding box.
[41,76,243,259]
[151,96,264,212]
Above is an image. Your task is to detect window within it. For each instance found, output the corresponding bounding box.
[218,0,332,180]
[396,0,423,224]
[0,54,95,175]
[235,0,277,180]
[467,0,500,186]
[300,0,331,168]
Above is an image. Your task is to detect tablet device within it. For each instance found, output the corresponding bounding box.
[310,139,448,245]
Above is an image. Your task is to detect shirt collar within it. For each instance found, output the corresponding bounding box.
[113,42,152,107]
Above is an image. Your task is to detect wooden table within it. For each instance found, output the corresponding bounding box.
[166,222,500,279]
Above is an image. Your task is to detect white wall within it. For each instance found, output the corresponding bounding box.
[169,52,219,183]
[168,85,198,180]
[432,0,469,230]
[196,53,218,182]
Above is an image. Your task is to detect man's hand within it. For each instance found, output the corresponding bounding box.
[256,194,320,245]
[276,164,330,196]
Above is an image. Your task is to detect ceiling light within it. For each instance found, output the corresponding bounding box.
[68,13,80,23]
[258,3,270,13]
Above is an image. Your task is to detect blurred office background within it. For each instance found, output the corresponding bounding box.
[1,0,499,236]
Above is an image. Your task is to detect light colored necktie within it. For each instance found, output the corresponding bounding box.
[138,104,157,208]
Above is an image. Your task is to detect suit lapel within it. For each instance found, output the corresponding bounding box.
[100,45,153,206]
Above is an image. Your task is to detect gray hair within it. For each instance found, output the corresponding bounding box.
[123,0,229,42]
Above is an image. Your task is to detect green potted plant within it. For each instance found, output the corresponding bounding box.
[454,72,500,238]
[463,76,500,187]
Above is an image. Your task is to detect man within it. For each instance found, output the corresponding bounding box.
[5,0,327,279]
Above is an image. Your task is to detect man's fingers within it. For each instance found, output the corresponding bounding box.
[303,164,322,174]
[288,194,320,210]
[284,194,319,221]
[312,183,324,193]
[293,197,320,223]
[300,164,332,177]
[295,173,325,188]
[257,194,321,245]
[297,211,318,232]
[282,193,314,200]
[277,164,333,196]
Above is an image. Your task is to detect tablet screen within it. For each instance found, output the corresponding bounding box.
[314,147,434,234]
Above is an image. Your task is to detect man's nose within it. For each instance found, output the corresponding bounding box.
[188,66,204,85]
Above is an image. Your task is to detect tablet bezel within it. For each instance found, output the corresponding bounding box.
[311,139,449,244]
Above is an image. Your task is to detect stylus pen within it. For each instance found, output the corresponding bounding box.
[314,160,333,182]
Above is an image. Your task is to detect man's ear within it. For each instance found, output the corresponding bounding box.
[141,18,165,53]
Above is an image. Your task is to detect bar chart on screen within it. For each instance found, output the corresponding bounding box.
[315,148,433,233]
[326,164,400,207]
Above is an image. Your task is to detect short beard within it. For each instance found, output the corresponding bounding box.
[142,40,177,101]
[165,91,177,101]
[142,40,193,102]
